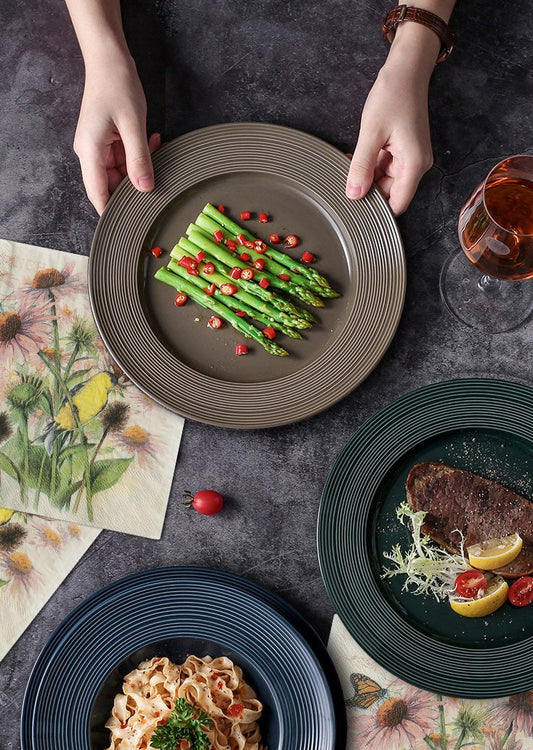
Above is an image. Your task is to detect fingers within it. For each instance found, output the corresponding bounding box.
[346,127,383,200]
[74,138,112,215]
[386,151,433,215]
[121,119,155,193]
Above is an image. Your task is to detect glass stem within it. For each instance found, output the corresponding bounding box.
[477,274,501,293]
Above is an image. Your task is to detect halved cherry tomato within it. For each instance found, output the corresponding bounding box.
[208,316,223,329]
[269,233,280,244]
[508,576,533,607]
[240,268,255,280]
[202,262,215,274]
[174,293,188,306]
[191,489,224,515]
[227,704,244,717]
[258,212,269,223]
[454,570,488,599]
[151,246,163,258]
[283,234,300,248]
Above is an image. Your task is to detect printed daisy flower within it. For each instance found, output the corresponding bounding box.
[355,684,439,750]
[0,299,55,369]
[111,424,159,469]
[492,692,533,736]
[0,550,40,596]
[32,520,63,550]
[17,262,86,304]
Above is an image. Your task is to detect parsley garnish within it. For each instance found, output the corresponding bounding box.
[151,698,212,750]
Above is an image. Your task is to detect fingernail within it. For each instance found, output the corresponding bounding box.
[138,176,153,192]
[346,183,363,199]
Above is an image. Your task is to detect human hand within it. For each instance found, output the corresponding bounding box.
[73,54,160,215]
[346,59,433,216]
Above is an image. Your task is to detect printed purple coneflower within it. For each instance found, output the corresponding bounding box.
[0,299,55,369]
[18,263,86,304]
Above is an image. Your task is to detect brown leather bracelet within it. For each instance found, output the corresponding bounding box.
[382,5,454,63]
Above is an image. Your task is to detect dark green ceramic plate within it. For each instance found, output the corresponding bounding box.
[317,378,533,698]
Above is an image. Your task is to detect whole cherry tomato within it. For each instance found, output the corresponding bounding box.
[508,576,533,607]
[191,490,224,516]
[454,570,488,599]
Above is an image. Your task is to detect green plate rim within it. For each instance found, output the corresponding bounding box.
[317,377,533,698]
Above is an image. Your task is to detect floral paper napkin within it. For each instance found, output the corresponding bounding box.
[0,509,100,661]
[0,239,184,539]
[328,615,533,750]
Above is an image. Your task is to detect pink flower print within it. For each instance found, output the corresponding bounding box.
[492,692,533,736]
[0,299,55,369]
[17,263,86,304]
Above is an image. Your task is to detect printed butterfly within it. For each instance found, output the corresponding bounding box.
[345,673,388,709]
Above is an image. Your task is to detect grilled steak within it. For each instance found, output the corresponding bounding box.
[406,462,533,578]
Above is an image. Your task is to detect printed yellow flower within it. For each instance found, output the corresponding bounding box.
[112,424,158,468]
[0,550,39,596]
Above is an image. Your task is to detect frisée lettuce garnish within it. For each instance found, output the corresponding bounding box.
[382,501,470,601]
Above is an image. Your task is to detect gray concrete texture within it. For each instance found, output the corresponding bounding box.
[0,0,532,746]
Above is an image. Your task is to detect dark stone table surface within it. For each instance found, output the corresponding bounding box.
[0,0,532,747]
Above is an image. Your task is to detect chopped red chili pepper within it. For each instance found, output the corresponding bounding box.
[237,233,247,245]
[235,310,246,317]
[235,344,249,355]
[217,680,224,689]
[178,256,197,269]
[240,268,255,280]
[254,240,267,253]
[301,251,315,263]
[258,277,269,289]
[120,723,128,729]
[244,240,255,249]
[279,273,291,281]
[240,211,251,220]
[239,252,251,262]
[187,267,199,275]
[230,266,242,280]
[217,204,226,213]
[268,233,280,244]
[258,212,269,223]
[283,234,300,248]
[202,262,215,274]
[195,251,206,262]
[174,293,188,306]
[204,283,216,296]
[253,258,265,270]
[226,239,237,251]
[213,229,224,242]
[150,246,163,258]
[220,283,238,295]
[208,316,223,329]
[263,326,276,339]
[227,704,244,717]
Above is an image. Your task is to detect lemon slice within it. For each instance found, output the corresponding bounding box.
[467,533,522,570]
[449,576,509,618]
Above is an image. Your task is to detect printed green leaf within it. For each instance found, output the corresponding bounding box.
[0,580,10,588]
[89,458,133,494]
[0,452,20,481]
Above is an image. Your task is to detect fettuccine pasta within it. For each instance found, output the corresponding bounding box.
[105,654,265,750]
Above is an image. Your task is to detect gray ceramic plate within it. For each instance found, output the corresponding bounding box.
[89,123,405,428]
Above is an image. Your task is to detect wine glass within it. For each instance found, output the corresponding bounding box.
[440,154,533,333]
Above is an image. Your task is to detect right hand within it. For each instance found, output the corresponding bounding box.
[73,54,160,214]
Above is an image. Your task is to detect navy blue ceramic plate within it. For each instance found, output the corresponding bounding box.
[21,567,344,749]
